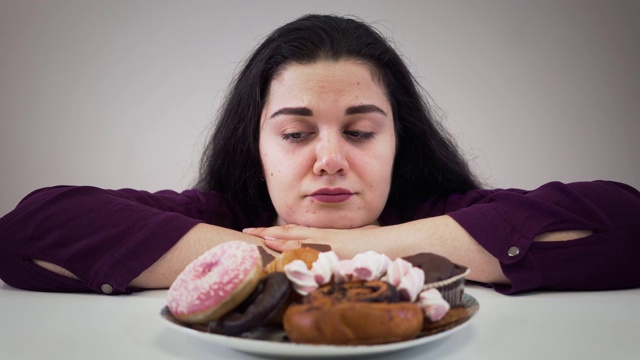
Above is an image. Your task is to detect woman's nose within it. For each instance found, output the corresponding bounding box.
[313,134,349,175]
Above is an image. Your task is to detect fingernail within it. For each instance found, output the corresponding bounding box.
[264,235,277,241]
[242,228,256,233]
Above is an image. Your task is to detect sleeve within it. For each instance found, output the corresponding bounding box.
[0,186,246,295]
[443,180,640,294]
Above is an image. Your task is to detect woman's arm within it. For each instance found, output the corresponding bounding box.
[248,181,640,294]
[0,186,270,294]
[246,217,593,285]
[31,223,276,290]
[128,223,275,288]
[245,215,510,284]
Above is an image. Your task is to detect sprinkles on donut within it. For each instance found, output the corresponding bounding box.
[166,241,263,324]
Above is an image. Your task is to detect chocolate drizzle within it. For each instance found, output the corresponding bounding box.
[402,253,466,284]
[304,280,400,304]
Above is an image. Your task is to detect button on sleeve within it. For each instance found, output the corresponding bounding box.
[507,246,520,257]
[100,284,114,294]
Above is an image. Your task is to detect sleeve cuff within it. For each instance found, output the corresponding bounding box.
[87,213,202,294]
[448,205,543,294]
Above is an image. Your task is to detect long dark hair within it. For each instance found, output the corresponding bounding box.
[196,14,480,222]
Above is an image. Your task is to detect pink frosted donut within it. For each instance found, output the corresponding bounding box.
[167,241,263,324]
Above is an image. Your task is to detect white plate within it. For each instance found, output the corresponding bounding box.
[160,294,478,358]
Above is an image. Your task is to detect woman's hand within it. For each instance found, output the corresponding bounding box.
[242,224,381,259]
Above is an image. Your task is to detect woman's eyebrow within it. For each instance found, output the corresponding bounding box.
[345,104,387,116]
[270,107,313,118]
[269,104,386,119]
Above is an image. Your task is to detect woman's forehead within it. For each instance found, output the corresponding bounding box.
[265,60,390,107]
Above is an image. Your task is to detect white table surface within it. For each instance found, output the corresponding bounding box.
[1,280,638,360]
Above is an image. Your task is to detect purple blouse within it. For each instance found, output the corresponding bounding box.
[1,180,639,295]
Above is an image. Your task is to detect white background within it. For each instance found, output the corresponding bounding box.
[1,0,639,215]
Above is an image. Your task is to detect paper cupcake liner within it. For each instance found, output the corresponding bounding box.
[421,267,470,307]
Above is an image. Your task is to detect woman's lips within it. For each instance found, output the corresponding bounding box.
[308,188,354,203]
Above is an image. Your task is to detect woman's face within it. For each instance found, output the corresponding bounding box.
[259,60,396,228]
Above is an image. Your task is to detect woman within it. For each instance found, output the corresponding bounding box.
[0,14,638,295]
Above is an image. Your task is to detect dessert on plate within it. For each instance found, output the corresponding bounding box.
[165,241,475,345]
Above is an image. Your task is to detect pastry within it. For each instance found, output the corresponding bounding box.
[207,272,291,335]
[166,241,262,324]
[282,281,423,345]
[403,252,470,306]
[265,247,322,273]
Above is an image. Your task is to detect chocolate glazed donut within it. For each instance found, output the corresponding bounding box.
[283,281,424,345]
[208,272,291,336]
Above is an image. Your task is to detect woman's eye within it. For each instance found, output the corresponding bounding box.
[282,132,311,143]
[344,131,375,142]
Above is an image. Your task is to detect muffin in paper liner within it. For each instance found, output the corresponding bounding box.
[421,267,470,307]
